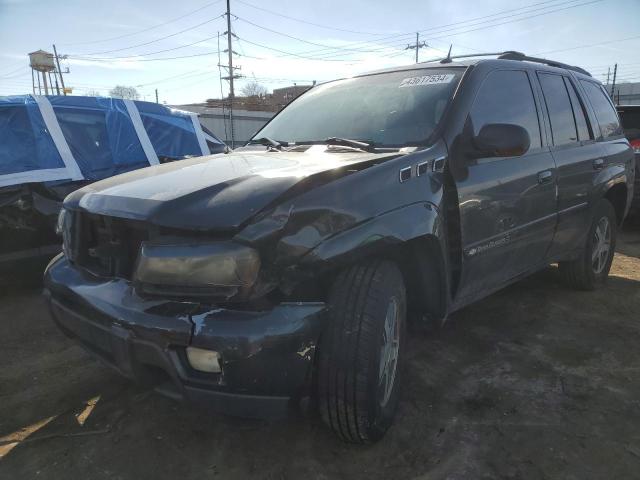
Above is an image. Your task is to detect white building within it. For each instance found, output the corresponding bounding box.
[175,104,274,147]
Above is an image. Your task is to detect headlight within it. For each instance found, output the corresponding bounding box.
[134,242,260,297]
[56,208,73,259]
[55,208,66,236]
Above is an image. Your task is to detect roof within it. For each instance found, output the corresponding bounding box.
[360,51,593,80]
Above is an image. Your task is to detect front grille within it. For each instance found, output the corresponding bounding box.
[72,213,149,279]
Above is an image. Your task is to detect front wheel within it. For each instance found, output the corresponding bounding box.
[318,260,406,443]
[559,199,617,290]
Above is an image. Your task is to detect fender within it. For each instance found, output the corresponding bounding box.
[298,201,444,266]
[593,164,627,196]
[296,201,451,321]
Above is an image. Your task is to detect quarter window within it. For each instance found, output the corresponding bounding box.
[470,70,541,149]
[564,78,592,141]
[538,73,578,146]
[580,80,623,139]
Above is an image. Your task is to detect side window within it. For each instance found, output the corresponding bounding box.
[54,108,115,178]
[579,80,623,139]
[564,78,592,141]
[470,70,541,149]
[538,73,578,146]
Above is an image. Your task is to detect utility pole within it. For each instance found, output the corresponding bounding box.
[606,67,610,86]
[52,44,66,95]
[155,88,159,103]
[222,0,242,148]
[226,0,235,100]
[610,63,617,97]
[405,32,428,64]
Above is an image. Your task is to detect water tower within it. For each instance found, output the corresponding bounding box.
[29,49,60,95]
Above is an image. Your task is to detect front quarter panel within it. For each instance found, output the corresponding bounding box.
[235,143,448,270]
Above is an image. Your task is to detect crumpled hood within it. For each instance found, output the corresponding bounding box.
[65,146,401,231]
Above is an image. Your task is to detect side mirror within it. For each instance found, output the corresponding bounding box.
[471,123,530,159]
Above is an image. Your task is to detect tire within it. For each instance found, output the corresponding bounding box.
[559,199,617,290]
[318,259,406,443]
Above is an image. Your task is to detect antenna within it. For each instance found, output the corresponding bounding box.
[441,45,453,64]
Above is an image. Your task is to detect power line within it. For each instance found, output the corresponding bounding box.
[234,36,369,62]
[71,32,221,60]
[66,0,597,66]
[0,66,29,79]
[534,33,640,55]
[69,15,225,56]
[420,0,602,42]
[0,65,27,78]
[59,0,224,46]
[68,50,217,62]
[135,68,215,87]
[0,61,26,73]
[70,0,580,65]
[234,0,389,35]
[234,16,404,54]
[242,0,597,63]
[247,0,586,61]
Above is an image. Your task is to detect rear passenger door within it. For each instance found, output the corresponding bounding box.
[578,80,630,203]
[454,69,557,302]
[536,72,600,259]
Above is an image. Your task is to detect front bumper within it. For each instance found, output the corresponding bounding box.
[44,255,326,418]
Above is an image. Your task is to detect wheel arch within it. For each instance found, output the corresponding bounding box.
[297,203,450,321]
[603,182,628,226]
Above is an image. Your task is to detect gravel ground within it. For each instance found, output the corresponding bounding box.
[1,226,639,480]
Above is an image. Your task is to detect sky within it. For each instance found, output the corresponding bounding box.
[0,0,639,105]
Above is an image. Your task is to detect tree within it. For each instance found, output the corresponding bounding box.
[85,89,101,97]
[109,85,140,100]
[240,81,267,98]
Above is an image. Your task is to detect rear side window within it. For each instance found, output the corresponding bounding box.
[538,73,578,146]
[565,78,592,141]
[579,81,623,139]
[470,70,541,149]
[54,108,115,177]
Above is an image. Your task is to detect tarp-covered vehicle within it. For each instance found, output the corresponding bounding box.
[0,95,226,273]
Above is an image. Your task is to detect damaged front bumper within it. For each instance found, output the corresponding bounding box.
[44,255,326,419]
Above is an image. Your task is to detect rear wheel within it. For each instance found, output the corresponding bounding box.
[559,199,617,290]
[318,260,406,443]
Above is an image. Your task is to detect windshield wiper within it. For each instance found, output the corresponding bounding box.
[248,137,287,149]
[325,137,374,152]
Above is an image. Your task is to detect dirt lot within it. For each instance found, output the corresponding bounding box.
[1,226,640,480]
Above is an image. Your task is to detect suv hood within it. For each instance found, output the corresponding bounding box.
[66,146,401,231]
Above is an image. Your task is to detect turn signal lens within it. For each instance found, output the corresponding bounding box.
[186,347,221,373]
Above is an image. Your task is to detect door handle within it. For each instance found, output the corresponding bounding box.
[593,158,605,170]
[537,170,553,184]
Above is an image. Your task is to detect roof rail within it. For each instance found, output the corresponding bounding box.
[497,51,591,76]
[437,50,591,77]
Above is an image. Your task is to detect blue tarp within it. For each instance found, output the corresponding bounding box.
[0,95,225,188]
[0,95,66,176]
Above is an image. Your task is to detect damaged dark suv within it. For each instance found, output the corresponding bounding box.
[44,52,635,443]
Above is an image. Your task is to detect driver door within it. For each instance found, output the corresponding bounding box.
[453,69,557,303]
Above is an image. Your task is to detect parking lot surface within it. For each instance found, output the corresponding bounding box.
[1,226,640,479]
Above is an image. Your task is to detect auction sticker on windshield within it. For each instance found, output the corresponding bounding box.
[399,74,455,87]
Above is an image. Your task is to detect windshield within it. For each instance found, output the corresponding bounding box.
[253,68,464,148]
